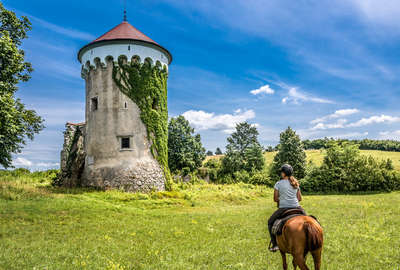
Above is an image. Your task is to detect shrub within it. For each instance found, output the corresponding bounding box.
[204,158,221,169]
[249,169,274,186]
[302,142,400,192]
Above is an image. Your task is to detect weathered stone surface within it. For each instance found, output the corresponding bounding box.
[59,123,86,187]
[84,160,165,192]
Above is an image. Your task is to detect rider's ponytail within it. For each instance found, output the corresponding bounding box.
[289,175,299,189]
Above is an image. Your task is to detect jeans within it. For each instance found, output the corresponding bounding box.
[268,206,306,246]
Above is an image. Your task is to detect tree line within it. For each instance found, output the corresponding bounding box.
[168,115,400,192]
[302,138,400,152]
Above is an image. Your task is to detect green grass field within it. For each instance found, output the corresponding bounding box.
[1,173,400,269]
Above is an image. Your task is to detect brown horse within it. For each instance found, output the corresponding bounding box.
[276,216,323,270]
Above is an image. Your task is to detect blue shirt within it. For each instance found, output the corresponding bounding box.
[274,179,300,208]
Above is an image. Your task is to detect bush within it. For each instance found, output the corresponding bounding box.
[204,158,221,169]
[248,169,274,186]
[302,142,400,192]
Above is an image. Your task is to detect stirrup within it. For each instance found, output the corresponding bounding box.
[268,240,279,252]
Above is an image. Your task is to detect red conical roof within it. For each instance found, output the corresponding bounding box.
[78,21,172,64]
[91,21,159,45]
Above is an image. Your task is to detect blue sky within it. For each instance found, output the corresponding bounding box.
[5,0,400,169]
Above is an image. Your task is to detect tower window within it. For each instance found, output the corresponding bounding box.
[128,45,131,51]
[91,97,98,111]
[124,102,127,109]
[121,137,130,149]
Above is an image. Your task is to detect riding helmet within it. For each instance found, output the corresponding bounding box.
[280,164,293,176]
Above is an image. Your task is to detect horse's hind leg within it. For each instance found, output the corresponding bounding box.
[280,251,287,270]
[293,254,309,270]
[311,248,322,270]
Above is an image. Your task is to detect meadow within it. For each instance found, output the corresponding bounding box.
[1,170,400,270]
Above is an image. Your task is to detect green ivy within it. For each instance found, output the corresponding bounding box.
[112,58,172,189]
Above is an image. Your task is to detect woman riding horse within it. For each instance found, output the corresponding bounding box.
[268,164,305,252]
[268,164,323,270]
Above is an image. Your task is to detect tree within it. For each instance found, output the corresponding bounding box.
[302,142,400,192]
[270,127,306,181]
[0,4,44,168]
[221,122,265,174]
[215,147,223,155]
[168,115,206,172]
[206,150,213,156]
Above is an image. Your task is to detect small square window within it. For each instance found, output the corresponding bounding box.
[91,97,98,111]
[121,137,130,149]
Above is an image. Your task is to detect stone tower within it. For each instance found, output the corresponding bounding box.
[60,18,172,192]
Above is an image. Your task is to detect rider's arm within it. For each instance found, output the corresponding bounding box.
[297,189,302,202]
[274,189,279,208]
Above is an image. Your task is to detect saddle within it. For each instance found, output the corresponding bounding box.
[271,209,319,236]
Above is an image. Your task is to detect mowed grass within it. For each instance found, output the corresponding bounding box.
[1,175,400,269]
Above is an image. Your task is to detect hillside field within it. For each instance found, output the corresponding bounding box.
[0,174,399,269]
[208,150,400,171]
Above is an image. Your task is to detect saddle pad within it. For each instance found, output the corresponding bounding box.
[272,214,305,236]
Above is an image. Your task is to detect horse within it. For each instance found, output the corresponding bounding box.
[276,215,323,270]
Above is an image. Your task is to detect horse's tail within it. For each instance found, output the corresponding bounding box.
[304,222,323,251]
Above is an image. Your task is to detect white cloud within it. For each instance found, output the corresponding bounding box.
[182,109,256,134]
[250,84,275,95]
[11,157,60,169]
[347,115,400,127]
[12,157,33,167]
[282,88,334,104]
[311,108,359,124]
[311,119,348,130]
[379,130,400,139]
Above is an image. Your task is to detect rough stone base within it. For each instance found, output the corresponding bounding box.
[82,160,165,192]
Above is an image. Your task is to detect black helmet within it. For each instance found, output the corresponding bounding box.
[280,164,293,176]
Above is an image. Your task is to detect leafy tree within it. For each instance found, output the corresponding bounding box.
[215,147,223,155]
[270,127,306,181]
[221,122,265,175]
[168,115,206,172]
[0,4,44,168]
[206,150,213,156]
[265,146,274,152]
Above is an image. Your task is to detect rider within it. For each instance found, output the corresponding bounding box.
[268,164,305,252]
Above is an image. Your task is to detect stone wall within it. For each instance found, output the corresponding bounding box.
[59,122,86,187]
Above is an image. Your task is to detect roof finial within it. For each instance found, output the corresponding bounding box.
[123,0,127,21]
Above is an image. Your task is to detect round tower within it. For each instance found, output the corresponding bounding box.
[77,19,172,192]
